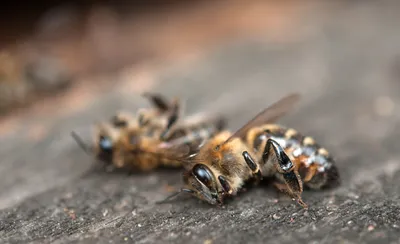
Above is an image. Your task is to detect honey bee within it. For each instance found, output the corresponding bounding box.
[91,92,182,163]
[158,93,340,208]
[72,93,226,172]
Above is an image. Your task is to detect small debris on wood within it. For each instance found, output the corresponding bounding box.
[64,208,77,220]
[272,213,281,220]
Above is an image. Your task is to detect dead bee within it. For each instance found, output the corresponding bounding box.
[158,93,340,208]
[94,92,182,164]
[72,93,226,172]
[71,93,179,164]
[108,109,226,171]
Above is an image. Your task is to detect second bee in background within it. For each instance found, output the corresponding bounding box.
[72,93,226,172]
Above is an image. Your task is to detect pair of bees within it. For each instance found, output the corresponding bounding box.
[72,93,340,208]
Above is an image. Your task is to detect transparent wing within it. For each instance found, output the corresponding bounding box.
[182,112,227,131]
[222,93,301,145]
[133,139,193,164]
[156,141,192,158]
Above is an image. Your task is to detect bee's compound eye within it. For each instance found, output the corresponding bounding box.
[99,136,113,151]
[193,164,213,187]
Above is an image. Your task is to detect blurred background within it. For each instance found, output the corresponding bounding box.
[0,0,302,117]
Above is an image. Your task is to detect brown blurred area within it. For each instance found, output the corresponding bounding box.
[0,0,300,117]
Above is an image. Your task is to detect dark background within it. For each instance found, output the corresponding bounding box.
[0,0,399,243]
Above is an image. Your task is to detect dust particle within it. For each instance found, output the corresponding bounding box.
[64,208,76,220]
[347,192,359,199]
[272,213,281,220]
[326,205,339,211]
[367,225,375,231]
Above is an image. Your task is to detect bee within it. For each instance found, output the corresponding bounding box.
[72,93,226,172]
[158,93,340,208]
[91,92,182,164]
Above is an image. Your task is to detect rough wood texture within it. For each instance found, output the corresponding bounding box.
[1,1,400,243]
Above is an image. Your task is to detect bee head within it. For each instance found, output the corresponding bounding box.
[98,135,113,151]
[183,164,221,205]
[71,130,114,165]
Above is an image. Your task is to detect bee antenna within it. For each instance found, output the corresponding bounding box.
[71,131,92,155]
[155,188,194,204]
[70,130,119,179]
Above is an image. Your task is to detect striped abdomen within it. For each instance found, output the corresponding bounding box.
[246,124,340,189]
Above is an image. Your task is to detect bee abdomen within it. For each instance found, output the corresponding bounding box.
[251,124,299,153]
[293,139,339,189]
[292,136,334,172]
[250,124,338,188]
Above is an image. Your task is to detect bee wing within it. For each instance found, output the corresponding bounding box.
[223,93,301,145]
[156,141,191,157]
[183,112,227,131]
[133,139,193,164]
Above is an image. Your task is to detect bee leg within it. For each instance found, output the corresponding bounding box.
[262,139,307,208]
[142,92,170,112]
[159,100,180,140]
[272,182,308,208]
[218,175,233,195]
[242,151,263,184]
[137,109,151,127]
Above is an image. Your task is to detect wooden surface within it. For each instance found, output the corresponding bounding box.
[1,1,400,243]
